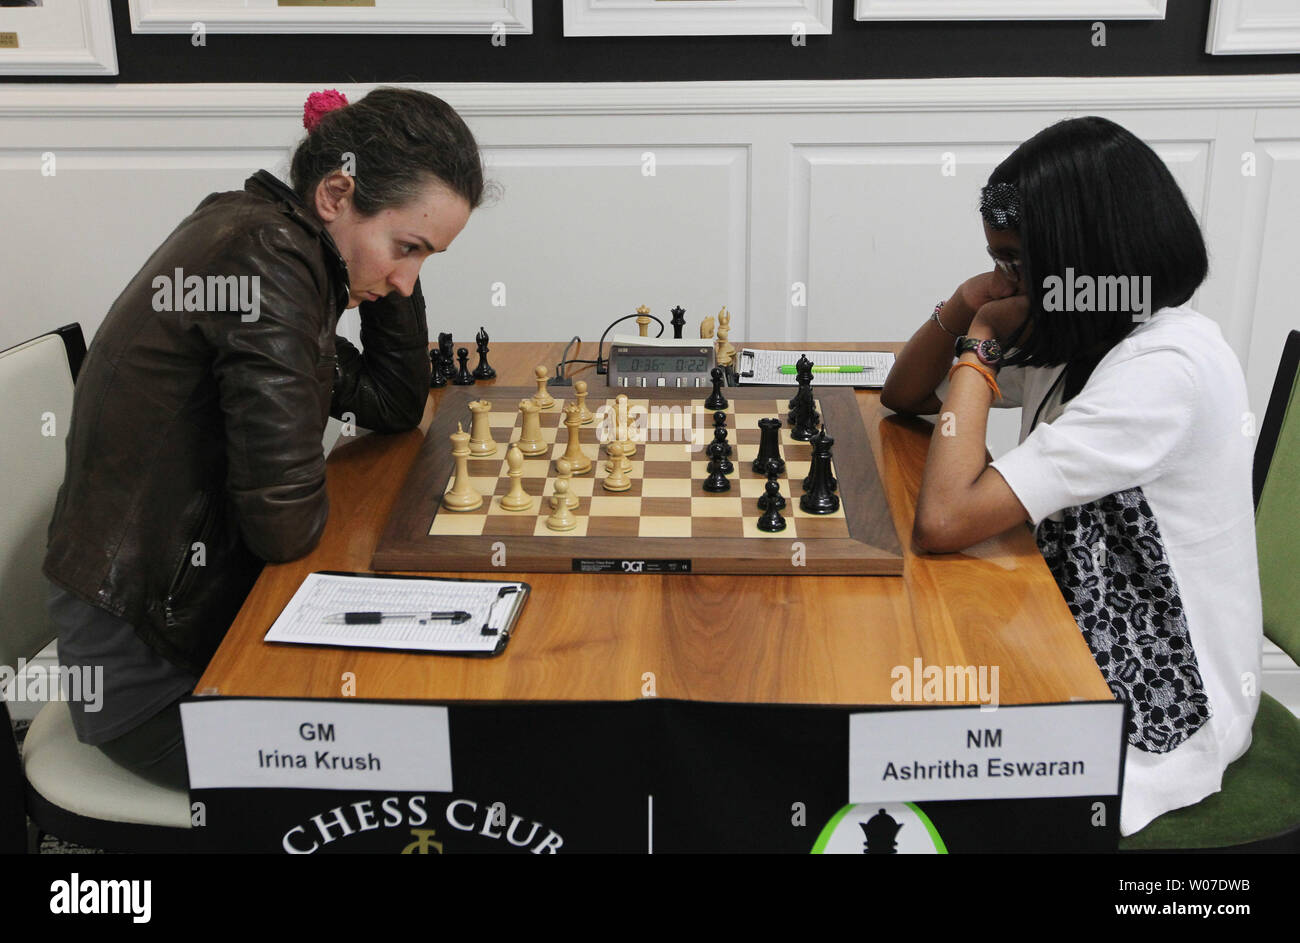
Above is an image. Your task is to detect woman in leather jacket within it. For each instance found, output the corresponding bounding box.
[43,87,484,789]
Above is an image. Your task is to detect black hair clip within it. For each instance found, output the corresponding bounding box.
[980,182,1021,231]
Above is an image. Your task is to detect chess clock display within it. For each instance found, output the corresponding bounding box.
[607,342,716,389]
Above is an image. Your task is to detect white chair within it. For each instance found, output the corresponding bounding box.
[0,325,196,852]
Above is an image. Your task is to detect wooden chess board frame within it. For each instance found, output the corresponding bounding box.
[371,386,903,575]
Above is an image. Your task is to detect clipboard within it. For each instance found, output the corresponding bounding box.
[262,571,531,658]
[735,348,896,388]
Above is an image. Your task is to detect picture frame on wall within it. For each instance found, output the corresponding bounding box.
[0,0,117,75]
[1207,0,1300,55]
[128,0,532,35]
[854,0,1166,20]
[563,0,834,37]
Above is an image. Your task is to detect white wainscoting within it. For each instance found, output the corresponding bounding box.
[1,78,1296,713]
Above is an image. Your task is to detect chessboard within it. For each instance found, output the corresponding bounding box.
[371,385,903,575]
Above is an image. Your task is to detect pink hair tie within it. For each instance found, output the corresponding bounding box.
[303,89,348,133]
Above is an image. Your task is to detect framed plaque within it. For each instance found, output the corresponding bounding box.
[0,0,117,76]
[128,0,532,35]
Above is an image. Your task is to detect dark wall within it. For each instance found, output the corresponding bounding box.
[5,0,1300,84]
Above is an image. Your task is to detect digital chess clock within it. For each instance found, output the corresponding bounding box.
[607,337,716,389]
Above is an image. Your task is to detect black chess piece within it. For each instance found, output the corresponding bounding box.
[711,410,733,463]
[438,332,455,380]
[800,426,839,515]
[752,417,785,475]
[788,354,812,411]
[756,460,786,512]
[704,366,728,410]
[702,454,730,493]
[757,478,786,532]
[861,808,903,854]
[429,347,446,388]
[709,430,734,476]
[790,363,820,441]
[670,305,686,340]
[452,347,475,385]
[472,326,496,380]
[803,427,837,493]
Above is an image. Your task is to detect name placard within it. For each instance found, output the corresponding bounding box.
[849,702,1124,803]
[181,699,453,792]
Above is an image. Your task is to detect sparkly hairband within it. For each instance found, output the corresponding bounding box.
[303,89,348,133]
[980,182,1021,231]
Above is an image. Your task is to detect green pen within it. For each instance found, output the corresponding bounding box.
[777,364,866,375]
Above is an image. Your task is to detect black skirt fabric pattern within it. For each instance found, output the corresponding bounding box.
[1035,487,1211,753]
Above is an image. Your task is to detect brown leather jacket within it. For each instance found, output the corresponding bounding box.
[44,170,431,675]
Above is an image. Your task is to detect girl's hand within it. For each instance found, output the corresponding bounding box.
[971,294,1031,345]
[957,271,1018,315]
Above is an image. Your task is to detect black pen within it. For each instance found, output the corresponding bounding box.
[324,611,472,625]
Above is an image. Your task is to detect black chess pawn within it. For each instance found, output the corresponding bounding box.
[670,305,686,340]
[704,366,728,410]
[702,454,730,493]
[756,478,787,532]
[752,417,785,475]
[428,347,446,388]
[707,437,734,477]
[472,326,496,380]
[452,347,475,385]
[756,460,786,512]
[711,412,734,473]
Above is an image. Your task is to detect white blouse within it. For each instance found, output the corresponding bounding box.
[984,305,1263,836]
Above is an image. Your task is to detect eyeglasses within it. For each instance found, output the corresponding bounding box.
[986,246,1022,282]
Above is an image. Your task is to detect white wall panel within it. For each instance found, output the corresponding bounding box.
[419,145,748,343]
[0,148,287,350]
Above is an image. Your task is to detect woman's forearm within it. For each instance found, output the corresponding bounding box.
[881,291,976,414]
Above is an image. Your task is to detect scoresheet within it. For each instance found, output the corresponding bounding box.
[736,348,896,388]
[263,572,528,655]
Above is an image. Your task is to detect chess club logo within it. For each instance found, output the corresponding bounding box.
[811,803,946,854]
[277,795,564,854]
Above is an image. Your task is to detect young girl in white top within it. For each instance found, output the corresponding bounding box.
[882,116,1262,837]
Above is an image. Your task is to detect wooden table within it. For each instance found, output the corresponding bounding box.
[197,342,1111,708]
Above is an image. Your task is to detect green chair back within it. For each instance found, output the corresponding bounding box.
[1255,330,1300,665]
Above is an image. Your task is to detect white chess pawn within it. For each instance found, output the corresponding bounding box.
[602,442,631,492]
[546,478,578,531]
[574,380,594,425]
[532,365,556,409]
[616,393,636,459]
[555,457,580,509]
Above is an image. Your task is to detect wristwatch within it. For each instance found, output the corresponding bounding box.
[954,335,1004,367]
